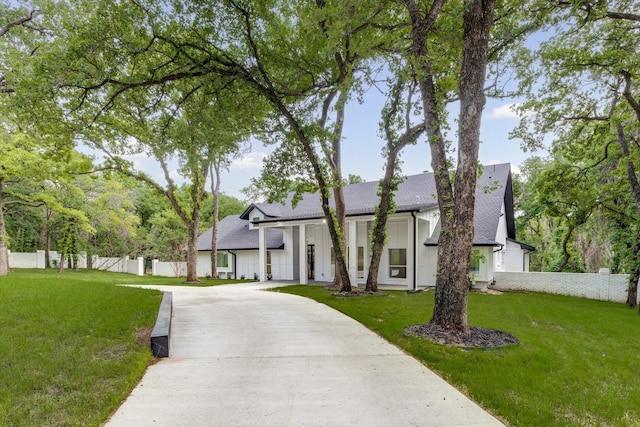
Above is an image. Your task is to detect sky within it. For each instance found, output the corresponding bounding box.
[105,90,544,202]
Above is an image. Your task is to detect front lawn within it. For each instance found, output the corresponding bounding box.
[0,269,178,426]
[274,286,640,426]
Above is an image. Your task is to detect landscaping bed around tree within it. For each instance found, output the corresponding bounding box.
[273,285,640,427]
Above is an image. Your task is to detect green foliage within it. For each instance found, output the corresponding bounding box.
[201,193,246,228]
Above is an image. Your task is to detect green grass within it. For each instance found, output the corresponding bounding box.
[273,286,640,426]
[0,268,237,427]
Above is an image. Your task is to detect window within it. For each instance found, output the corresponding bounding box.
[250,216,260,230]
[470,250,482,275]
[217,252,228,268]
[357,246,364,279]
[388,248,406,279]
[330,248,335,278]
[266,250,272,275]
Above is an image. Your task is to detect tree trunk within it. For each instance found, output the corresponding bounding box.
[366,157,397,293]
[210,161,221,279]
[406,0,496,333]
[264,89,351,292]
[58,252,65,273]
[186,219,200,283]
[44,207,52,268]
[431,0,496,333]
[0,178,9,276]
[627,268,639,308]
[557,224,575,272]
[333,185,348,290]
[626,226,640,307]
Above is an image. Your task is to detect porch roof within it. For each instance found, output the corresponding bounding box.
[197,215,284,251]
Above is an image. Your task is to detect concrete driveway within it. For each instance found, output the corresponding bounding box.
[105,283,504,427]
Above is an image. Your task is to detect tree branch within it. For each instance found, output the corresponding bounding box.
[0,10,40,38]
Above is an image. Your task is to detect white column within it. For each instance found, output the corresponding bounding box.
[258,226,266,282]
[299,224,308,284]
[407,216,415,290]
[348,220,358,288]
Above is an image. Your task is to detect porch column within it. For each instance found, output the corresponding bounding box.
[299,224,308,285]
[348,220,357,288]
[258,226,266,282]
[407,216,415,290]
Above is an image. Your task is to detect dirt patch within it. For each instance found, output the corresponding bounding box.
[136,327,153,347]
[403,322,519,349]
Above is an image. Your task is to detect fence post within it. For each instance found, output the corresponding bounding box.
[137,257,144,276]
[152,259,158,276]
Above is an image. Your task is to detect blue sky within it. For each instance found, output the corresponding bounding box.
[217,93,544,201]
[103,90,544,202]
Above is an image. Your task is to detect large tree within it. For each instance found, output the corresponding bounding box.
[400,0,497,333]
[26,0,388,288]
[514,0,640,307]
[366,69,424,293]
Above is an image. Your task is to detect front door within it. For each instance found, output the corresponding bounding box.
[307,245,315,280]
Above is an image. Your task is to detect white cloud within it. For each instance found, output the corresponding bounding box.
[232,152,266,170]
[485,103,521,120]
[169,169,181,181]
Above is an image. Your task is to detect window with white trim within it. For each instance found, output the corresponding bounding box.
[217,252,228,268]
[250,216,260,230]
[388,248,407,279]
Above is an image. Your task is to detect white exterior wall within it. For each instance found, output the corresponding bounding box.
[419,247,438,287]
[504,239,527,272]
[473,247,493,284]
[236,250,259,280]
[312,225,333,282]
[494,202,509,272]
[273,227,295,280]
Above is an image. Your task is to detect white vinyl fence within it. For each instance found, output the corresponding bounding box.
[8,250,144,276]
[493,269,639,304]
[152,260,187,278]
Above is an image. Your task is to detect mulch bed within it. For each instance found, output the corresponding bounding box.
[331,290,389,297]
[403,322,519,349]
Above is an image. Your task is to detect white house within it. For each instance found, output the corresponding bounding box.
[197,163,534,289]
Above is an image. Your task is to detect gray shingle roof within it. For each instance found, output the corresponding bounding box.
[424,163,514,246]
[252,172,440,223]
[199,163,515,251]
[198,215,284,251]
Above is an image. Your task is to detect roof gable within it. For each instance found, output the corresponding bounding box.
[424,163,514,246]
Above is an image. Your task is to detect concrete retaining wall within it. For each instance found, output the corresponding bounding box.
[493,270,638,304]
